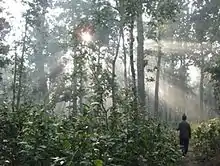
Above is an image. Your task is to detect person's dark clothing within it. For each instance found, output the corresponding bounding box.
[177,120,191,139]
[177,120,191,155]
[180,138,189,155]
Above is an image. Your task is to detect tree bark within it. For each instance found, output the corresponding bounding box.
[112,35,121,111]
[117,0,127,89]
[35,5,48,102]
[136,5,146,115]
[200,43,204,119]
[12,46,18,112]
[16,18,28,110]
[154,39,162,119]
[129,19,138,113]
[71,51,78,116]
[122,30,128,88]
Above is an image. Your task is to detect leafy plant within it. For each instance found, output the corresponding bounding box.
[0,102,182,166]
[193,118,220,161]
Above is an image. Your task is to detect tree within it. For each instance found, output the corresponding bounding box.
[136,0,146,116]
[191,0,220,117]
[25,0,50,102]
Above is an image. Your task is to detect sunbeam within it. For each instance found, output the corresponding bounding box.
[147,78,216,121]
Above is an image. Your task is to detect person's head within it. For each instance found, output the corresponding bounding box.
[182,114,187,121]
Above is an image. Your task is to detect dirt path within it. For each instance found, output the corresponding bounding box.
[181,148,220,166]
[180,146,199,166]
[181,152,198,166]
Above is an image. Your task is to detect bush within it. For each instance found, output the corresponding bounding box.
[193,118,220,161]
[0,103,181,166]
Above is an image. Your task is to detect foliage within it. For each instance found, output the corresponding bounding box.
[206,58,220,114]
[0,6,10,81]
[0,102,181,166]
[193,118,220,161]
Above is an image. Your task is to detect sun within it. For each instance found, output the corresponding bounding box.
[81,32,92,42]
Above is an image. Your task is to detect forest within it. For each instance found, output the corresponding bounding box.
[1,0,220,165]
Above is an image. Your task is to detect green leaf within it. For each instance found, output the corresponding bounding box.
[63,140,71,150]
[94,159,103,166]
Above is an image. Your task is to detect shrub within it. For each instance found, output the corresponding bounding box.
[193,118,220,161]
[0,103,181,166]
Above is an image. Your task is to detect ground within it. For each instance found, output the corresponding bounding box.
[181,149,198,166]
[181,147,220,166]
[179,144,196,166]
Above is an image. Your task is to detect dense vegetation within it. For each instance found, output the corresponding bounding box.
[0,103,182,165]
[0,0,220,165]
[193,118,220,161]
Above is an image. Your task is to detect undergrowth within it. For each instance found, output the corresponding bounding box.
[193,117,220,161]
[0,102,182,166]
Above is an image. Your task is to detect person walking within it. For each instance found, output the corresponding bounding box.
[177,114,191,156]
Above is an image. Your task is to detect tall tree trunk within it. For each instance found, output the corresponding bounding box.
[122,31,128,88]
[112,36,121,111]
[112,0,125,111]
[12,46,18,112]
[129,19,138,113]
[117,0,127,89]
[35,5,48,102]
[79,65,83,113]
[110,36,121,131]
[71,51,78,116]
[179,55,186,114]
[169,50,176,121]
[200,43,204,119]
[136,4,146,115]
[154,39,162,119]
[70,1,78,116]
[16,18,28,110]
[78,46,86,113]
[182,46,187,114]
